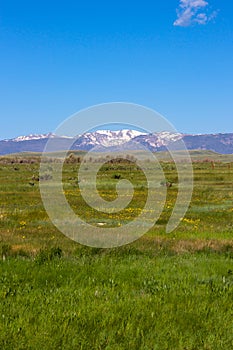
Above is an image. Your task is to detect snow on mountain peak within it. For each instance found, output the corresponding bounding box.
[92,129,146,137]
[78,129,147,147]
[9,133,56,142]
[153,131,183,144]
[6,133,74,142]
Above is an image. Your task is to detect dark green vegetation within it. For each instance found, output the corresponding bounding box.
[0,152,233,349]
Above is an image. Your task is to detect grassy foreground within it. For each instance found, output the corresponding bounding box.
[1,249,233,350]
[0,153,233,349]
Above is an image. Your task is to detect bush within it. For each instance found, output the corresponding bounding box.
[74,246,103,258]
[35,247,63,264]
[1,244,12,260]
[113,174,121,179]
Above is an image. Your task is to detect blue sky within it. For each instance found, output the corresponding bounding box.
[0,0,232,139]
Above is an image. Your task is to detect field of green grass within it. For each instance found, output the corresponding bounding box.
[0,152,233,349]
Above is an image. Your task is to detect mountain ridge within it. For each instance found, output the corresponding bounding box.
[1,130,233,155]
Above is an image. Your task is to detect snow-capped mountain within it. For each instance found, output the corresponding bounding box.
[5,132,72,142]
[6,133,57,142]
[132,131,183,150]
[72,129,147,149]
[0,130,233,155]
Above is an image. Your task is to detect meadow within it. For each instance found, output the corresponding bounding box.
[0,151,233,349]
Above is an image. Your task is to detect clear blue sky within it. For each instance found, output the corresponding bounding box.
[0,0,232,139]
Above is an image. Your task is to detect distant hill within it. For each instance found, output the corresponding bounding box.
[1,130,233,155]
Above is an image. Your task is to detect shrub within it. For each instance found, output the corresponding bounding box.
[35,247,63,264]
[1,244,12,260]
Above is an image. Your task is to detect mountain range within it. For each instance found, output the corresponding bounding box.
[1,130,233,155]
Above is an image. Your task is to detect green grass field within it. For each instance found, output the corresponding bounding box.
[0,153,233,349]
